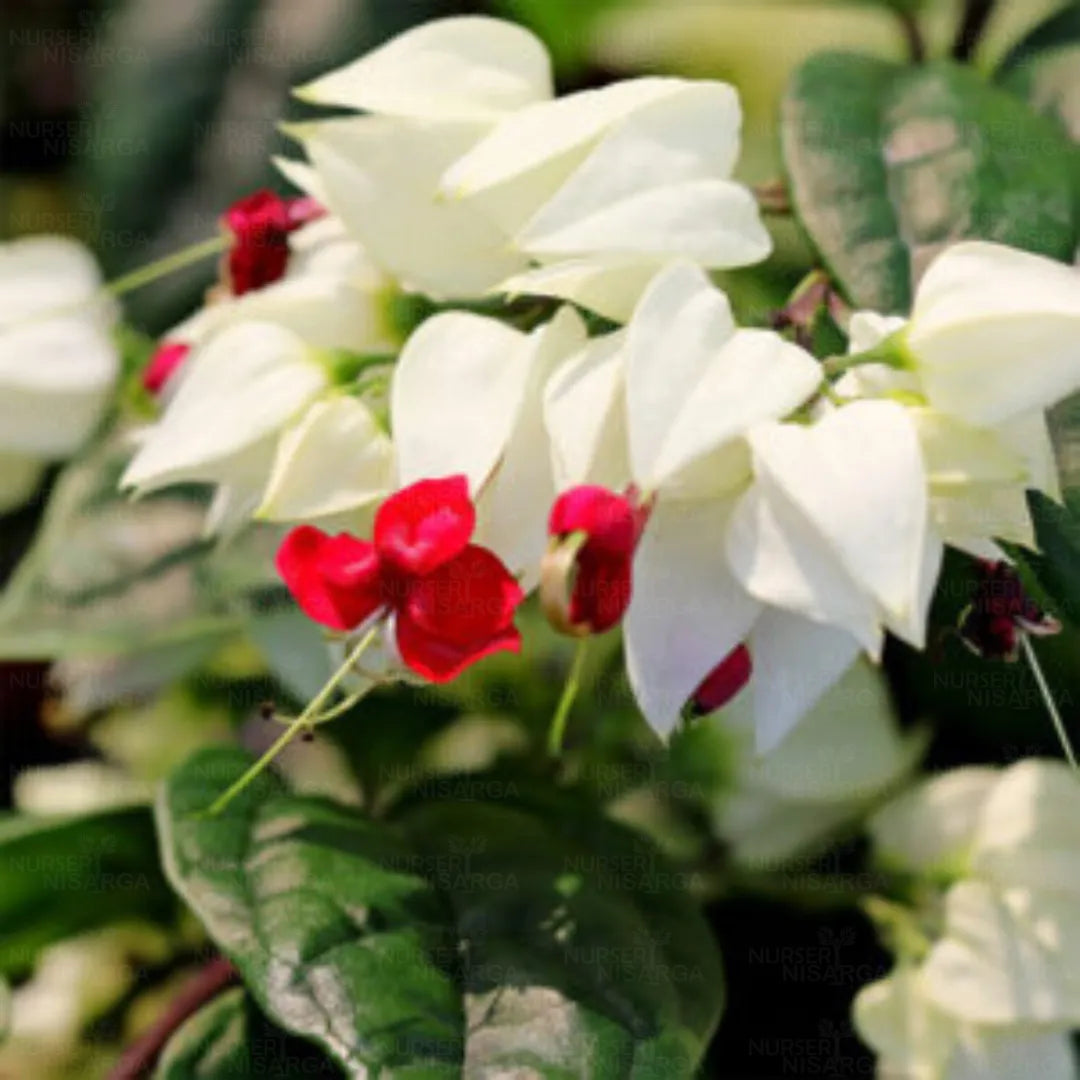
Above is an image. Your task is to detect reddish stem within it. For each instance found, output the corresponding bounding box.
[107,955,238,1080]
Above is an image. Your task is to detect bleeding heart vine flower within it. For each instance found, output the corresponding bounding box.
[856,760,1080,1078]
[277,475,523,683]
[957,560,1061,662]
[0,236,119,512]
[285,16,769,315]
[543,260,836,748]
[123,209,397,534]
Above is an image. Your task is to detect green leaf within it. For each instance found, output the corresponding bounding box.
[0,807,175,977]
[390,776,724,1078]
[0,429,281,659]
[157,747,463,1078]
[781,54,1079,312]
[159,749,724,1078]
[998,2,1080,140]
[1021,490,1080,628]
[155,988,343,1079]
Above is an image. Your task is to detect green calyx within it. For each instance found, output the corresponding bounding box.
[821,328,915,380]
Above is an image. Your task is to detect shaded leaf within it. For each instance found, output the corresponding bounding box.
[155,987,342,1079]
[781,54,1079,312]
[159,749,725,1078]
[0,806,175,977]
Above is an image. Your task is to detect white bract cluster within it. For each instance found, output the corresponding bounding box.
[116,17,1080,758]
[856,760,1080,1078]
[0,237,119,511]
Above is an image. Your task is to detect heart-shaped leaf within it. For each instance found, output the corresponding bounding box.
[159,749,724,1078]
[781,54,1079,312]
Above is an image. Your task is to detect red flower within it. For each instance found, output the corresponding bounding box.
[222,189,326,296]
[276,476,523,683]
[546,485,651,634]
[691,644,752,715]
[141,341,191,395]
[959,560,1061,661]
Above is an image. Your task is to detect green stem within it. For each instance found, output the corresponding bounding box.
[1021,635,1079,772]
[547,638,588,756]
[205,625,379,815]
[105,235,228,299]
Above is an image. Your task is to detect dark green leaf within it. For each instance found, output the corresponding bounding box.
[157,748,463,1078]
[159,750,724,1078]
[0,806,175,977]
[998,2,1080,140]
[1021,490,1080,629]
[155,988,343,1079]
[391,776,724,1079]
[781,54,1079,312]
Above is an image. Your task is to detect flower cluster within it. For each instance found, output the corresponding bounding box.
[104,16,1080,749]
[856,760,1080,1077]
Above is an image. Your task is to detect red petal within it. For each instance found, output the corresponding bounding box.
[223,189,292,296]
[570,550,633,633]
[276,526,384,631]
[395,544,524,681]
[548,485,641,556]
[141,342,190,395]
[374,476,476,576]
[692,645,752,714]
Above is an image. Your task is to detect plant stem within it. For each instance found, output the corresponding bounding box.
[1021,635,1079,771]
[896,7,926,63]
[105,235,227,299]
[952,0,997,62]
[106,956,237,1080]
[206,626,379,815]
[548,638,588,756]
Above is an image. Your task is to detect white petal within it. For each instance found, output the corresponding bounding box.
[847,311,907,354]
[853,967,958,1080]
[498,258,663,323]
[475,307,588,581]
[522,179,771,267]
[121,322,326,494]
[257,396,393,522]
[747,610,862,755]
[442,78,684,199]
[970,758,1080,895]
[0,235,108,322]
[997,410,1060,500]
[624,263,820,491]
[272,155,327,202]
[868,767,1000,875]
[202,437,280,538]
[543,329,630,490]
[297,16,552,119]
[726,480,883,657]
[733,401,932,649]
[0,317,118,457]
[390,312,533,491]
[909,241,1080,426]
[300,117,527,297]
[949,1025,1076,1080]
[624,497,761,736]
[922,881,1080,1025]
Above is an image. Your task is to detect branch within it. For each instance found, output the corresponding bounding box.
[952,0,997,61]
[107,955,238,1080]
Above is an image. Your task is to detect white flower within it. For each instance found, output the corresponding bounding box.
[122,219,396,534]
[0,236,119,510]
[856,760,1080,1078]
[841,283,1063,558]
[904,242,1080,428]
[854,964,1076,1080]
[545,260,840,748]
[445,76,771,320]
[289,17,769,316]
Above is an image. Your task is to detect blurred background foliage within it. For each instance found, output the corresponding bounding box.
[2,1,1080,1077]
